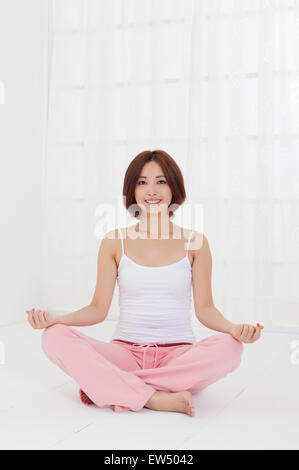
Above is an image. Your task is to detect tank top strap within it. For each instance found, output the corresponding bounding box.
[118,227,193,257]
[186,231,194,255]
[118,228,125,256]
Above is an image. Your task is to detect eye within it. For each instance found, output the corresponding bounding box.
[137,180,167,185]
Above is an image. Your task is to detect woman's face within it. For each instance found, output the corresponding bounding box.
[134,161,172,215]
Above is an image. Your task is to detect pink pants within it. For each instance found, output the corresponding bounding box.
[41,324,243,413]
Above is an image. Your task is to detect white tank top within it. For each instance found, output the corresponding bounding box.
[112,228,197,345]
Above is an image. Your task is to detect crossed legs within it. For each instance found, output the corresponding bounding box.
[42,324,243,414]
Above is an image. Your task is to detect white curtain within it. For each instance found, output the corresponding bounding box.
[44,0,299,332]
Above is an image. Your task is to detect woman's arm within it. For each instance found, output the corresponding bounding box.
[195,305,233,334]
[191,232,263,343]
[26,304,103,329]
[56,304,104,326]
[26,229,118,330]
[191,232,221,328]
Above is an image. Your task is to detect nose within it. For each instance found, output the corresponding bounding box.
[147,185,159,196]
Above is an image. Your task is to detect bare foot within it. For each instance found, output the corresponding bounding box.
[144,391,195,417]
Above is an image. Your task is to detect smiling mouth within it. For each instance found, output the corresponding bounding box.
[145,200,162,204]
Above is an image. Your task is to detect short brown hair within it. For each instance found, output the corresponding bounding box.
[122,150,186,219]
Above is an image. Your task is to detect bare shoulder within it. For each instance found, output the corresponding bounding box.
[188,230,209,257]
[100,229,121,261]
[172,225,206,248]
[102,228,121,240]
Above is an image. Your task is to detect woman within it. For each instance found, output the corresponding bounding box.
[26,150,263,417]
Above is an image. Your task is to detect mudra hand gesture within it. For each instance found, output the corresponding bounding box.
[230,323,264,343]
[26,308,57,330]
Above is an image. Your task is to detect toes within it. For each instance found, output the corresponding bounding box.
[187,399,195,416]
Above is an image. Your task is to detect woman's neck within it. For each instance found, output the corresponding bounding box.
[132,222,181,238]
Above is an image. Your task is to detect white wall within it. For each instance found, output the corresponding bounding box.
[0,0,49,325]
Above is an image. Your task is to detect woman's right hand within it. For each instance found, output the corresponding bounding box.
[26,308,58,330]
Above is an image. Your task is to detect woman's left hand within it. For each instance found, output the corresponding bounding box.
[230,323,264,343]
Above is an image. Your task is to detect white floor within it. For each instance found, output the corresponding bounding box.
[0,320,298,450]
